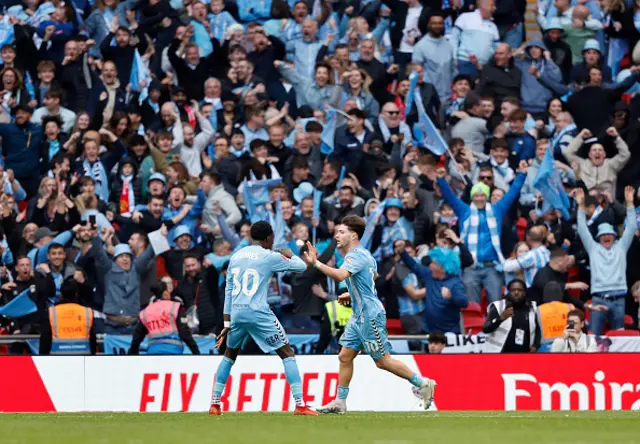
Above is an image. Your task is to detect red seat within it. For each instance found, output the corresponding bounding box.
[624,315,634,327]
[462,302,483,315]
[462,315,485,335]
[606,330,640,337]
[386,318,404,335]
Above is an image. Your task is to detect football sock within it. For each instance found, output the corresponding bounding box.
[409,373,425,388]
[283,357,305,407]
[211,357,235,404]
[337,385,349,401]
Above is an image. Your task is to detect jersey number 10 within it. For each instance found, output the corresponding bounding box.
[230,268,259,298]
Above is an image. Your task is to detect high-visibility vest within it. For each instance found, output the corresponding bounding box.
[484,299,539,353]
[325,300,352,337]
[540,301,574,341]
[49,303,94,355]
[140,300,183,353]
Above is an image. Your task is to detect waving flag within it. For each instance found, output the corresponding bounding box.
[273,197,290,248]
[0,288,37,318]
[404,70,419,116]
[242,175,283,223]
[312,189,323,243]
[361,199,387,249]
[129,49,152,104]
[320,108,337,155]
[533,146,571,219]
[336,165,347,190]
[413,93,447,156]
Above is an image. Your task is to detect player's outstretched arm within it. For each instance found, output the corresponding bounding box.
[303,241,351,282]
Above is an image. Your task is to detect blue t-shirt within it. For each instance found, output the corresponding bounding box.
[341,246,385,323]
[224,245,306,318]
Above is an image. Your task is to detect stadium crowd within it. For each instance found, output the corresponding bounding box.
[0,0,639,354]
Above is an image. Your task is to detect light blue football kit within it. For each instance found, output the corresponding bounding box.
[211,245,308,408]
[338,246,392,361]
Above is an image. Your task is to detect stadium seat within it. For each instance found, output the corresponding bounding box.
[462,302,486,335]
[605,330,640,337]
[624,315,634,327]
[386,318,404,335]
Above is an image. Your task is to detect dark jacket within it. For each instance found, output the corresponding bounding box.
[476,57,522,108]
[330,127,375,175]
[380,0,432,50]
[86,81,128,126]
[544,37,573,84]
[174,266,222,335]
[0,122,43,179]
[168,38,221,101]
[100,30,149,87]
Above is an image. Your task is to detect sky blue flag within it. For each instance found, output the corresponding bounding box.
[404,70,419,116]
[413,94,447,156]
[129,49,152,104]
[312,189,323,243]
[320,108,337,155]
[273,197,290,248]
[0,288,37,318]
[208,102,221,135]
[533,146,571,219]
[285,117,316,147]
[243,175,283,223]
[336,165,347,189]
[361,199,386,249]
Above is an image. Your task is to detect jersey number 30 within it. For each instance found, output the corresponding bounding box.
[230,268,259,298]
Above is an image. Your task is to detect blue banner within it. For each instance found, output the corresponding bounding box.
[533,146,571,219]
[103,334,218,355]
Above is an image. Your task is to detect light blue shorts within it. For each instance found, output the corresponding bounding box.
[227,310,289,353]
[339,312,392,360]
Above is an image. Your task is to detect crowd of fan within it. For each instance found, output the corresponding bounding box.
[0,0,639,352]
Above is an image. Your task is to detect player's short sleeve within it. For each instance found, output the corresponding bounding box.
[340,250,365,275]
[401,273,418,289]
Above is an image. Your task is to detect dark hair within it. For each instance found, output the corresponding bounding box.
[341,215,366,240]
[42,115,63,131]
[453,74,472,85]
[305,121,323,133]
[44,88,64,101]
[183,252,201,263]
[116,26,131,35]
[463,93,481,111]
[251,220,274,241]
[347,108,366,120]
[549,248,568,259]
[339,185,355,195]
[428,331,446,344]
[250,139,267,152]
[490,138,509,150]
[60,277,80,302]
[202,170,221,185]
[47,243,65,253]
[51,152,70,167]
[149,281,168,300]
[291,156,309,170]
[507,279,526,290]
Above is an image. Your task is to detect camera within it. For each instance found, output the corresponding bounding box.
[567,320,575,329]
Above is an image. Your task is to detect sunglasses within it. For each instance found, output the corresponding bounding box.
[479,176,493,181]
[385,111,400,115]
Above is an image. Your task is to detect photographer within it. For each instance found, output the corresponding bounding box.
[483,279,542,353]
[551,309,597,353]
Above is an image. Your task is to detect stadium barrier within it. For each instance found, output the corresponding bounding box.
[2,354,640,412]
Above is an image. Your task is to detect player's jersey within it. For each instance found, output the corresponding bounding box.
[224,245,307,316]
[340,245,385,323]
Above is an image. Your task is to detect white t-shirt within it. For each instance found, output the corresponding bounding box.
[399,6,423,54]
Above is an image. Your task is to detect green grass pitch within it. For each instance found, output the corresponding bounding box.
[1,412,639,444]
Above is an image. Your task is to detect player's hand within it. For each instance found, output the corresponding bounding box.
[215,327,229,349]
[303,241,318,264]
[338,292,351,306]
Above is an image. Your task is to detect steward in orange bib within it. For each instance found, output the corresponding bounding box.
[129,281,199,355]
[40,278,96,355]
[539,280,575,342]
